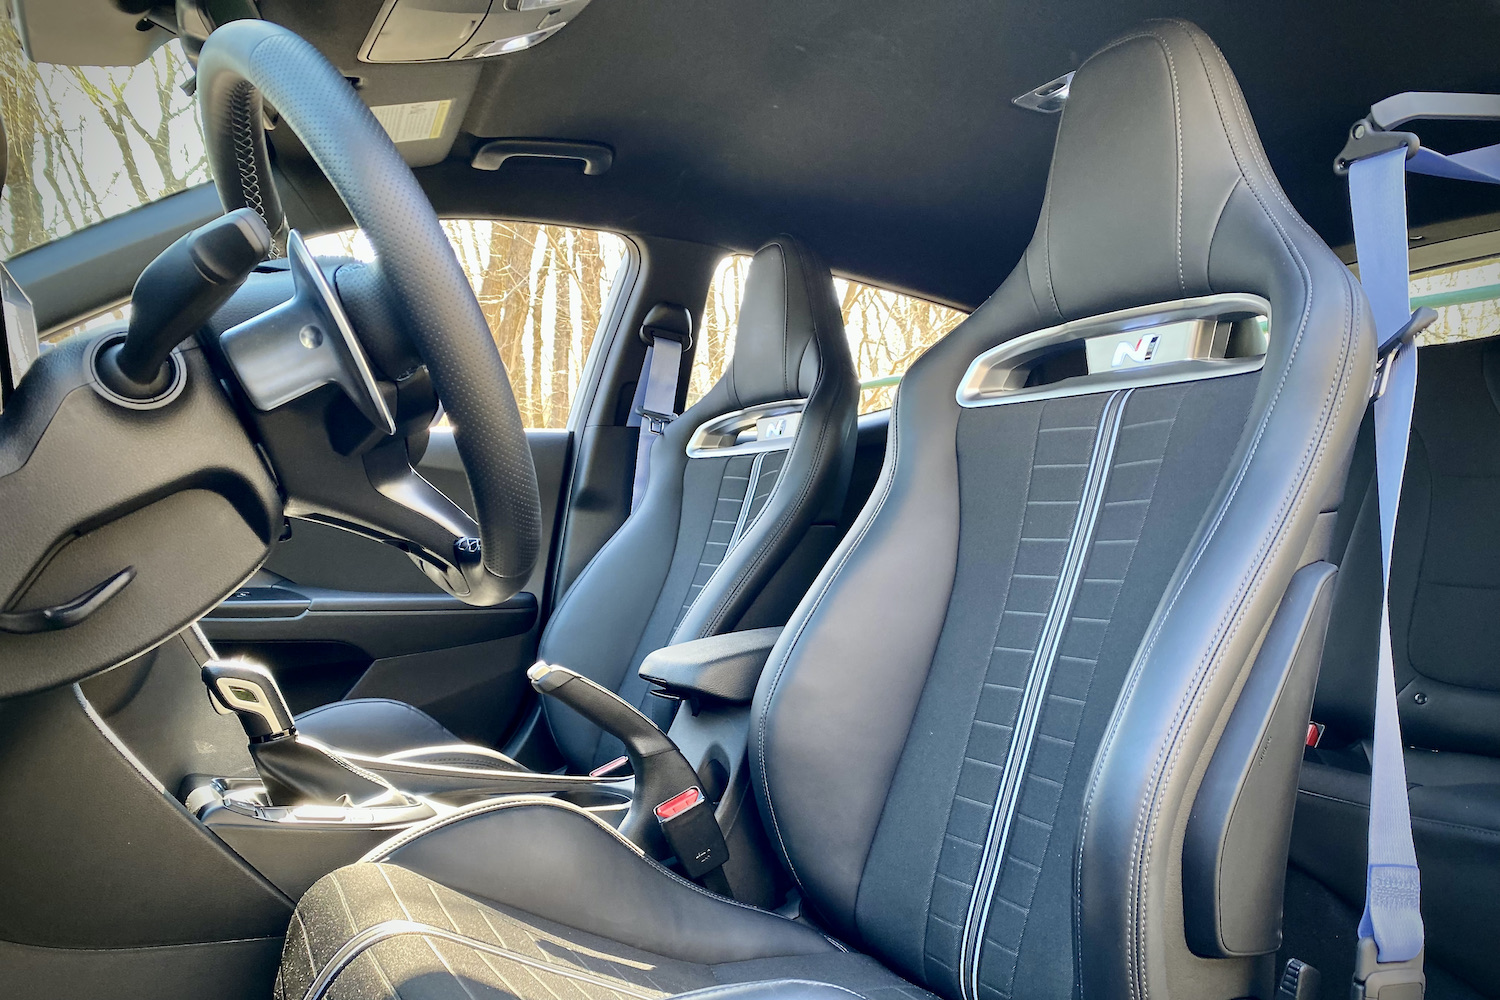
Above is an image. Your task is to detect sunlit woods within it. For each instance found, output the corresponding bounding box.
[1412,257,1500,346]
[309,224,627,430]
[0,21,206,258]
[697,255,967,415]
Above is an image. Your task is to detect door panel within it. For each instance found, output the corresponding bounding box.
[199,428,569,746]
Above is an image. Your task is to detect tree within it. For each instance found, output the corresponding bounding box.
[1,20,206,260]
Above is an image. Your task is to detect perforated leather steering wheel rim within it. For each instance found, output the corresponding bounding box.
[196,19,541,601]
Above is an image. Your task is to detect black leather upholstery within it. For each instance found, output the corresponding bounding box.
[280,20,1371,1000]
[298,236,858,772]
[1291,337,1500,997]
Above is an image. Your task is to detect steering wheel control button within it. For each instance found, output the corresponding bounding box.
[219,229,397,436]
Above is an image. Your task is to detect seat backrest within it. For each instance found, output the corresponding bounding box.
[751,20,1371,1000]
[540,236,857,771]
[1318,336,1500,758]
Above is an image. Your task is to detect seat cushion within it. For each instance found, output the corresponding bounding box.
[277,799,932,1000]
[296,698,463,758]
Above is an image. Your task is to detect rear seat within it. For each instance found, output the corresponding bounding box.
[1291,336,1500,998]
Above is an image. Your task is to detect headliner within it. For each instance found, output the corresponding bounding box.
[258,0,1500,310]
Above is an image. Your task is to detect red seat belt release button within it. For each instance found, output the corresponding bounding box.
[654,786,728,878]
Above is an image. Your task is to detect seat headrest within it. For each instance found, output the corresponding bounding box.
[1009,18,1299,325]
[720,235,842,409]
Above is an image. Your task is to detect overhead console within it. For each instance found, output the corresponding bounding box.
[359,0,597,63]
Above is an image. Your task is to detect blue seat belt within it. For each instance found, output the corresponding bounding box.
[1346,146,1427,1000]
[628,333,683,511]
[1342,97,1500,999]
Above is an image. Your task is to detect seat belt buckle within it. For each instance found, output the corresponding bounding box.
[1372,308,1438,400]
[637,407,675,435]
[1353,938,1425,1000]
[653,786,728,878]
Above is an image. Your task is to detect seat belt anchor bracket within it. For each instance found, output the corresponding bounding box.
[640,325,693,351]
[1352,939,1425,1000]
[1374,307,1440,401]
[1372,308,1437,400]
[1335,116,1420,176]
[637,407,675,434]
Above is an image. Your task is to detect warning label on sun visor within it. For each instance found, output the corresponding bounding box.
[370,100,453,144]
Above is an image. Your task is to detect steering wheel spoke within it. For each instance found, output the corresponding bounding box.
[221,230,396,436]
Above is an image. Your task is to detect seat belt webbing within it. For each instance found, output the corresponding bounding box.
[1346,147,1424,967]
[1343,124,1500,987]
[628,335,682,511]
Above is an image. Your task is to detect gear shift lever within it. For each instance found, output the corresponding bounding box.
[203,659,399,807]
[203,659,296,741]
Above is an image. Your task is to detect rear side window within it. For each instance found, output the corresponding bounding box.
[692,254,966,413]
[306,222,629,428]
[1409,255,1500,346]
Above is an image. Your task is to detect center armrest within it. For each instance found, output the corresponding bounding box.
[638,626,783,706]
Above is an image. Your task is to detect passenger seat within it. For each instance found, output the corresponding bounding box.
[296,235,859,772]
[1291,336,1500,998]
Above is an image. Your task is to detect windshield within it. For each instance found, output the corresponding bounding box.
[0,21,207,260]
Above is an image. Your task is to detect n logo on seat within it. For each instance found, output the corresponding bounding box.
[1111,333,1160,368]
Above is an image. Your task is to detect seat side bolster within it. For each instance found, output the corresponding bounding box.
[374,797,839,965]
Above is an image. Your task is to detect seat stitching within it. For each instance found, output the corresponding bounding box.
[1075,23,1358,999]
[304,919,662,1000]
[1064,21,1345,996]
[363,797,837,939]
[681,982,869,1000]
[330,870,401,999]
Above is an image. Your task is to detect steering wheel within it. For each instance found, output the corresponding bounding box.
[0,20,541,696]
[197,20,541,606]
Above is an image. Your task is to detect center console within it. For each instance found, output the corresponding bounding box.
[183,625,787,905]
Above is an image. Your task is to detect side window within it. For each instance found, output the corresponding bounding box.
[1409,254,1500,345]
[1,23,207,260]
[691,254,967,414]
[305,222,629,428]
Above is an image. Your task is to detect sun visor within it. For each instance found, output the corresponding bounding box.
[9,0,174,66]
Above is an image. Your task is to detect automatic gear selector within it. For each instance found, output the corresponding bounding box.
[202,658,403,807]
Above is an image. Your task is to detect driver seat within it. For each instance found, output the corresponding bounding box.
[277,20,1372,1000]
[295,234,859,771]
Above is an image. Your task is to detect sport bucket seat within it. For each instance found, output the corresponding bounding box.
[296,235,859,772]
[276,20,1372,1000]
